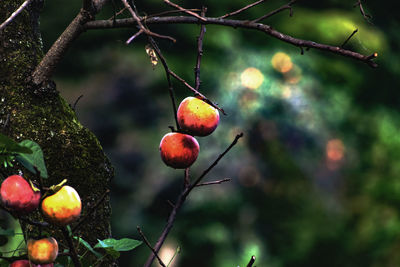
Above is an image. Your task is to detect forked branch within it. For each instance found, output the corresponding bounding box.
[85,16,378,67]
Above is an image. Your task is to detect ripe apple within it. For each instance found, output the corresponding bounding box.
[159,132,200,169]
[10,260,30,267]
[177,96,220,136]
[0,175,41,214]
[27,237,58,264]
[41,185,81,226]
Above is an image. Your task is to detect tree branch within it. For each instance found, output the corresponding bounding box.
[84,16,378,67]
[195,178,231,187]
[164,0,206,22]
[143,133,243,267]
[147,37,180,130]
[247,255,256,267]
[194,7,207,91]
[137,226,167,267]
[219,0,267,19]
[0,0,33,32]
[31,9,94,87]
[252,0,297,22]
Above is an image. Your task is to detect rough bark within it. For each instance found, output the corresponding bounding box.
[0,0,114,265]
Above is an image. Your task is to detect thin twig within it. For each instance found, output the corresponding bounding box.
[219,0,267,19]
[72,189,110,232]
[108,7,127,20]
[84,16,379,68]
[72,94,84,111]
[137,226,167,267]
[147,37,180,130]
[190,133,243,189]
[164,0,206,22]
[121,0,176,43]
[126,29,144,44]
[61,227,82,267]
[195,178,231,187]
[168,70,226,115]
[353,0,372,24]
[252,0,297,23]
[341,29,358,48]
[145,9,201,19]
[247,255,256,267]
[194,7,207,91]
[143,133,243,267]
[0,0,33,32]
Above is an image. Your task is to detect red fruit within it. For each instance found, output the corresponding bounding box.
[27,237,58,264]
[0,175,41,214]
[10,260,30,267]
[159,132,200,169]
[177,97,220,136]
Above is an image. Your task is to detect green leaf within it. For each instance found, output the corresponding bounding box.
[0,227,14,236]
[104,248,120,259]
[16,140,48,178]
[0,133,32,154]
[94,238,142,252]
[73,236,102,258]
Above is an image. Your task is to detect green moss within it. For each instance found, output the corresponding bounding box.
[1,1,115,265]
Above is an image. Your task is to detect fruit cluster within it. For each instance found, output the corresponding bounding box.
[159,96,220,169]
[0,175,82,266]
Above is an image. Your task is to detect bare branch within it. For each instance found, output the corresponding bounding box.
[126,29,144,44]
[247,255,256,267]
[121,0,176,43]
[354,0,372,24]
[0,0,33,32]
[147,37,180,130]
[168,70,227,115]
[341,29,358,48]
[164,0,206,22]
[219,0,267,19]
[137,226,167,267]
[190,133,243,188]
[196,178,231,187]
[84,16,378,67]
[143,133,243,267]
[252,0,297,23]
[31,10,94,87]
[194,7,207,91]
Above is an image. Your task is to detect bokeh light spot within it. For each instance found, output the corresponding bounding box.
[240,67,264,89]
[326,139,345,162]
[271,52,293,73]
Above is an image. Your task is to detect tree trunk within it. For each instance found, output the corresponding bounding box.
[0,0,114,265]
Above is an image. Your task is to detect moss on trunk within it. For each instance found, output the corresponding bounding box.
[1,0,115,265]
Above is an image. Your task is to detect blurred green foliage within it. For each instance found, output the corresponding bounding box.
[4,0,397,266]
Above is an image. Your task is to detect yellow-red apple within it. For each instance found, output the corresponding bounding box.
[159,132,200,169]
[41,185,81,226]
[177,97,220,136]
[27,237,58,264]
[0,175,41,214]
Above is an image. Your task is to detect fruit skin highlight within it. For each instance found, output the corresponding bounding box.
[41,185,81,226]
[177,97,220,136]
[0,175,41,214]
[27,237,58,264]
[160,132,200,169]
